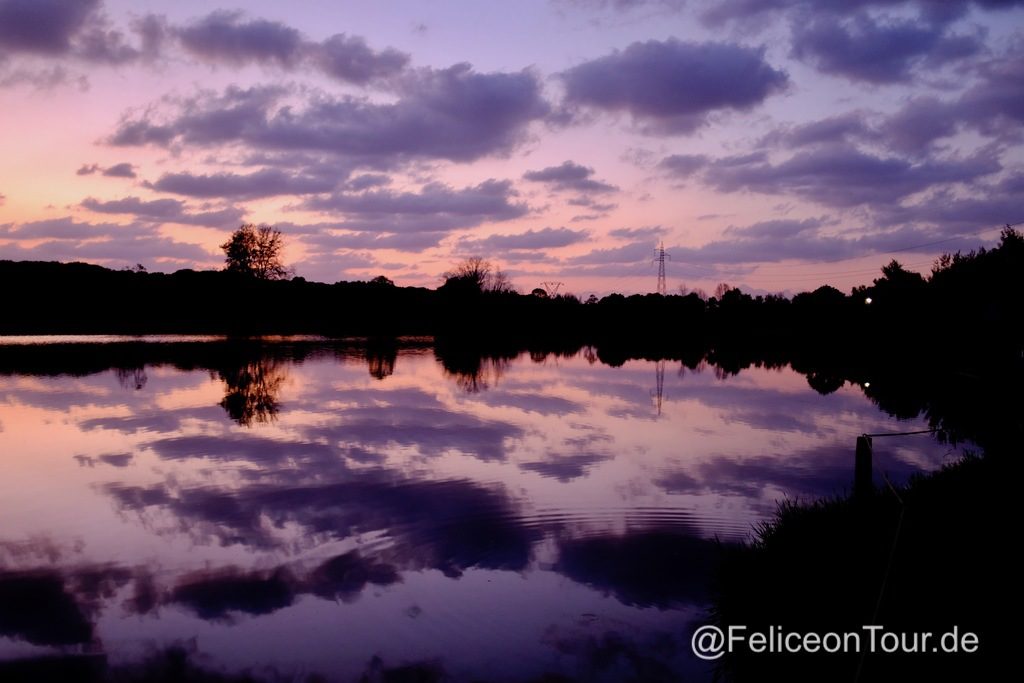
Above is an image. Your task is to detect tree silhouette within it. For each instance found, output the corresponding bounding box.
[440,257,514,294]
[221,224,288,280]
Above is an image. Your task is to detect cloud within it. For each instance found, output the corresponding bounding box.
[879,45,1024,152]
[102,162,136,178]
[0,215,126,239]
[0,216,214,264]
[76,162,136,178]
[569,239,658,264]
[176,10,303,66]
[658,154,710,177]
[760,112,878,149]
[109,65,549,165]
[609,226,662,240]
[299,229,447,252]
[701,0,1024,28]
[176,11,409,84]
[560,39,788,133]
[703,144,1001,208]
[790,13,984,83]
[146,168,337,200]
[311,33,410,84]
[0,0,101,56]
[523,161,618,193]
[301,179,529,233]
[80,196,244,227]
[457,227,590,252]
[0,1,166,67]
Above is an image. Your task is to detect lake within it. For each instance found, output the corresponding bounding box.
[0,338,965,682]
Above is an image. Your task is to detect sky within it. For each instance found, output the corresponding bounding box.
[0,0,1022,296]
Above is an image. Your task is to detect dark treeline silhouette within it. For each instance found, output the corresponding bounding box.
[2,228,1021,364]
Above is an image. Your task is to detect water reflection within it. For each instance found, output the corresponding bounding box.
[216,357,286,426]
[0,339,980,682]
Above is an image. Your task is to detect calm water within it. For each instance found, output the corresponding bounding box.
[0,340,963,681]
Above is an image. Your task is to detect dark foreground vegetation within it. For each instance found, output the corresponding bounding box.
[2,228,1021,366]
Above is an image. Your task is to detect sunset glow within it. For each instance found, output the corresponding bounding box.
[1,0,1022,296]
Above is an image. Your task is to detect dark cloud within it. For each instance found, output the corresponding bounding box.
[668,216,1001,265]
[0,2,166,67]
[761,112,878,149]
[880,45,1024,152]
[609,226,662,239]
[344,173,392,191]
[790,13,984,83]
[703,143,1001,208]
[81,196,244,227]
[520,452,609,481]
[306,551,401,602]
[658,154,710,177]
[701,0,1024,28]
[523,160,618,193]
[102,162,136,178]
[300,405,523,461]
[561,39,788,133]
[176,11,408,84]
[171,567,295,620]
[76,162,137,178]
[569,239,657,264]
[559,0,686,11]
[312,33,410,84]
[0,215,126,239]
[73,452,133,467]
[302,180,529,233]
[176,10,303,66]
[147,168,336,200]
[298,228,447,252]
[106,475,537,574]
[457,227,589,251]
[0,221,214,264]
[109,65,549,165]
[0,0,100,56]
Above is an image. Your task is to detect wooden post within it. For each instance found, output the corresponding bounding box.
[855,435,873,498]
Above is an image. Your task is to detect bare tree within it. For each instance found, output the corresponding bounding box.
[221,224,288,280]
[441,257,514,293]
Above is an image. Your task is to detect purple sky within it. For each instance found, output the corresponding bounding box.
[0,0,1022,295]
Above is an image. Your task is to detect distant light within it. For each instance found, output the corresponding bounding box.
[864,382,871,388]
[865,297,873,304]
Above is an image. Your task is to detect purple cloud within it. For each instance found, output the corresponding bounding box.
[659,154,710,177]
[0,0,100,55]
[80,196,244,227]
[175,11,408,84]
[312,33,409,84]
[109,65,549,165]
[146,168,337,200]
[702,0,1024,28]
[790,13,984,83]
[561,39,788,133]
[523,161,618,193]
[298,229,446,253]
[458,227,590,251]
[302,180,529,233]
[102,162,136,178]
[76,162,137,178]
[176,10,303,66]
[703,144,1001,208]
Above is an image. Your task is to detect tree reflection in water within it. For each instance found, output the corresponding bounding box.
[216,358,287,426]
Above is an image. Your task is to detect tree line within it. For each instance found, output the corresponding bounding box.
[1,226,1021,364]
